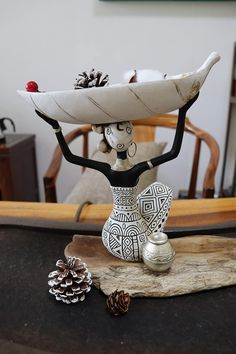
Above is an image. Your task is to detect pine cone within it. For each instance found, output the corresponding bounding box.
[48,257,92,304]
[74,69,109,89]
[107,289,131,316]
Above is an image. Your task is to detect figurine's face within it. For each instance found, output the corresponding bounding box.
[104,122,133,152]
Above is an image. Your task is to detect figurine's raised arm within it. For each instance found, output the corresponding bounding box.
[35,110,110,174]
[127,93,200,181]
[149,92,199,168]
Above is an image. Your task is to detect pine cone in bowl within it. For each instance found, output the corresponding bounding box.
[74,69,109,89]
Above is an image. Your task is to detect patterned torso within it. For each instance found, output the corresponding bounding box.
[102,182,173,262]
[102,186,148,261]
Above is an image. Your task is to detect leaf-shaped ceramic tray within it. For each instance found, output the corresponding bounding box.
[18,52,220,125]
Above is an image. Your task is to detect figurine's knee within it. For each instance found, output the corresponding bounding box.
[137,182,173,234]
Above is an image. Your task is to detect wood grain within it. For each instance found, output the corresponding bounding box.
[78,198,236,226]
[65,234,236,297]
[0,198,235,226]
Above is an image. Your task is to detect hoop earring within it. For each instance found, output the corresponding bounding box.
[128,142,137,158]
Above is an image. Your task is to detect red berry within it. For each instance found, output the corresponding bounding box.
[25,81,39,92]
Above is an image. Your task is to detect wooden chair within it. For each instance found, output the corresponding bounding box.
[43,114,219,203]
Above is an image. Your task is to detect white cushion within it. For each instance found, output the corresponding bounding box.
[64,141,166,204]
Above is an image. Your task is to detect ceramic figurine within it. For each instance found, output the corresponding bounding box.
[33,95,195,261]
[93,121,173,261]
[18,52,220,262]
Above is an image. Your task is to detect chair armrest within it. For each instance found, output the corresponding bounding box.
[201,131,220,197]
[43,125,92,202]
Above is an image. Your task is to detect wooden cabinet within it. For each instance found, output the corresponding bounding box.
[220,43,236,197]
[0,134,39,201]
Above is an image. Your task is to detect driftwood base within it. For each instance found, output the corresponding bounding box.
[65,235,236,297]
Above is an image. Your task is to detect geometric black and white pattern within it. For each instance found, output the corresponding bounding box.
[102,186,148,261]
[137,182,173,235]
[102,182,173,262]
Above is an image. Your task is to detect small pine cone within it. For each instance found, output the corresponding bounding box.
[48,257,92,304]
[107,289,131,316]
[74,69,109,90]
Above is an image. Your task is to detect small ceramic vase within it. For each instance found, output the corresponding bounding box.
[142,231,175,272]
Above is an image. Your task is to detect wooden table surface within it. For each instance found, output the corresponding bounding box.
[0,198,236,354]
[0,197,235,227]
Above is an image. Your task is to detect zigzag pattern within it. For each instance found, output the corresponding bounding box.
[112,186,138,206]
[112,211,140,222]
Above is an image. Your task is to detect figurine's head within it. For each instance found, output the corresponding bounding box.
[104,121,134,152]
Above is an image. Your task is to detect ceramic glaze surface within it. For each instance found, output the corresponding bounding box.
[102,182,173,261]
[142,231,176,272]
[18,52,220,125]
[104,121,133,152]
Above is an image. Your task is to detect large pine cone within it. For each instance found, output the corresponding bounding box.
[107,289,131,316]
[74,69,109,89]
[48,257,92,304]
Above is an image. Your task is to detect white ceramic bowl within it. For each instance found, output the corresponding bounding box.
[18,52,220,125]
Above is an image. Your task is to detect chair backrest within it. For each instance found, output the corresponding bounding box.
[43,115,219,202]
[133,115,220,198]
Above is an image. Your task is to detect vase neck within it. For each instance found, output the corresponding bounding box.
[110,186,138,207]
